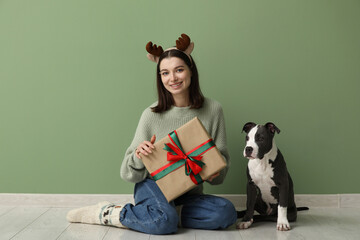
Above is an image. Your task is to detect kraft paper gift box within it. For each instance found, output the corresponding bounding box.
[141,117,227,202]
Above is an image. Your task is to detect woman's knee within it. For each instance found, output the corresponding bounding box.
[208,198,237,229]
[134,179,168,205]
[147,204,179,235]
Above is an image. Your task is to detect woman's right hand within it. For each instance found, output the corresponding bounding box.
[135,135,156,159]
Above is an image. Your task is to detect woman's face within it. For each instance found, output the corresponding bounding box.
[159,57,191,97]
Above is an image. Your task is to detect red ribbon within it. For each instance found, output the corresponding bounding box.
[165,142,204,175]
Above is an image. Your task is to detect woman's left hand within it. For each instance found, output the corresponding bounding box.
[207,172,220,182]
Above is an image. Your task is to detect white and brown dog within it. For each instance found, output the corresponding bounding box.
[237,122,307,231]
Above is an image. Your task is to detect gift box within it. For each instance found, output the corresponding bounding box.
[141,117,227,202]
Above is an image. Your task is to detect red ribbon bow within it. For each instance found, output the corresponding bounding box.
[165,142,203,175]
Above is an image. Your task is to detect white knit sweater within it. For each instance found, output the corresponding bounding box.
[120,98,230,196]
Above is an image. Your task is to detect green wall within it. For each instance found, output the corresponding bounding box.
[1,0,359,195]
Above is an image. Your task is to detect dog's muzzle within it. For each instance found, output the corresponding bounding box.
[245,146,253,157]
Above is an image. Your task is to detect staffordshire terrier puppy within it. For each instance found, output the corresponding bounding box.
[237,122,299,231]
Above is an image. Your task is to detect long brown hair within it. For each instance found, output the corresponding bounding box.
[151,49,204,113]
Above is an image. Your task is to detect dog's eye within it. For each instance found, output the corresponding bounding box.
[255,135,264,141]
[246,136,249,141]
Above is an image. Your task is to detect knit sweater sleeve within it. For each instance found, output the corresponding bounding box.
[206,101,230,185]
[120,108,153,183]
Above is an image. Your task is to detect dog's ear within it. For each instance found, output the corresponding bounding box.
[242,122,257,133]
[265,122,280,134]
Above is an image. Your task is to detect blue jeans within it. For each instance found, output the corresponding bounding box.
[119,178,237,235]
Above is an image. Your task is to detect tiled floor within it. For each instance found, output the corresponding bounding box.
[1,206,360,239]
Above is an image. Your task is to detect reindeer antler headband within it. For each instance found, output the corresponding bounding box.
[145,33,194,63]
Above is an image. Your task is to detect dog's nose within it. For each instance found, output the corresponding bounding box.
[245,147,253,155]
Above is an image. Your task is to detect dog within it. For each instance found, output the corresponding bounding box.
[236,122,307,231]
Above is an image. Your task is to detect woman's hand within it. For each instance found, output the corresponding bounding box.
[207,172,220,182]
[135,135,156,159]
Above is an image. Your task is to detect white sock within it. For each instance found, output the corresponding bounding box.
[67,201,127,228]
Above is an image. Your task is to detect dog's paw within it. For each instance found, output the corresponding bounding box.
[236,219,253,229]
[277,220,290,231]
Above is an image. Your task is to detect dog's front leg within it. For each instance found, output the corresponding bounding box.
[237,181,257,229]
[277,181,290,231]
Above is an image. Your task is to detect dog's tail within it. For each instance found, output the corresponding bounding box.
[236,207,309,219]
[297,207,309,211]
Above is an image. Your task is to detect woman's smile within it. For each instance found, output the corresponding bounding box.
[170,81,183,89]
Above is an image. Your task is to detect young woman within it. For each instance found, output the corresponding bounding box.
[67,34,237,235]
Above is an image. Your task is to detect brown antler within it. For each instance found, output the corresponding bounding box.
[146,42,163,56]
[176,34,191,51]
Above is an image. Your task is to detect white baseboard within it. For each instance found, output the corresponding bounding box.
[0,194,134,208]
[0,193,359,208]
[220,194,345,209]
